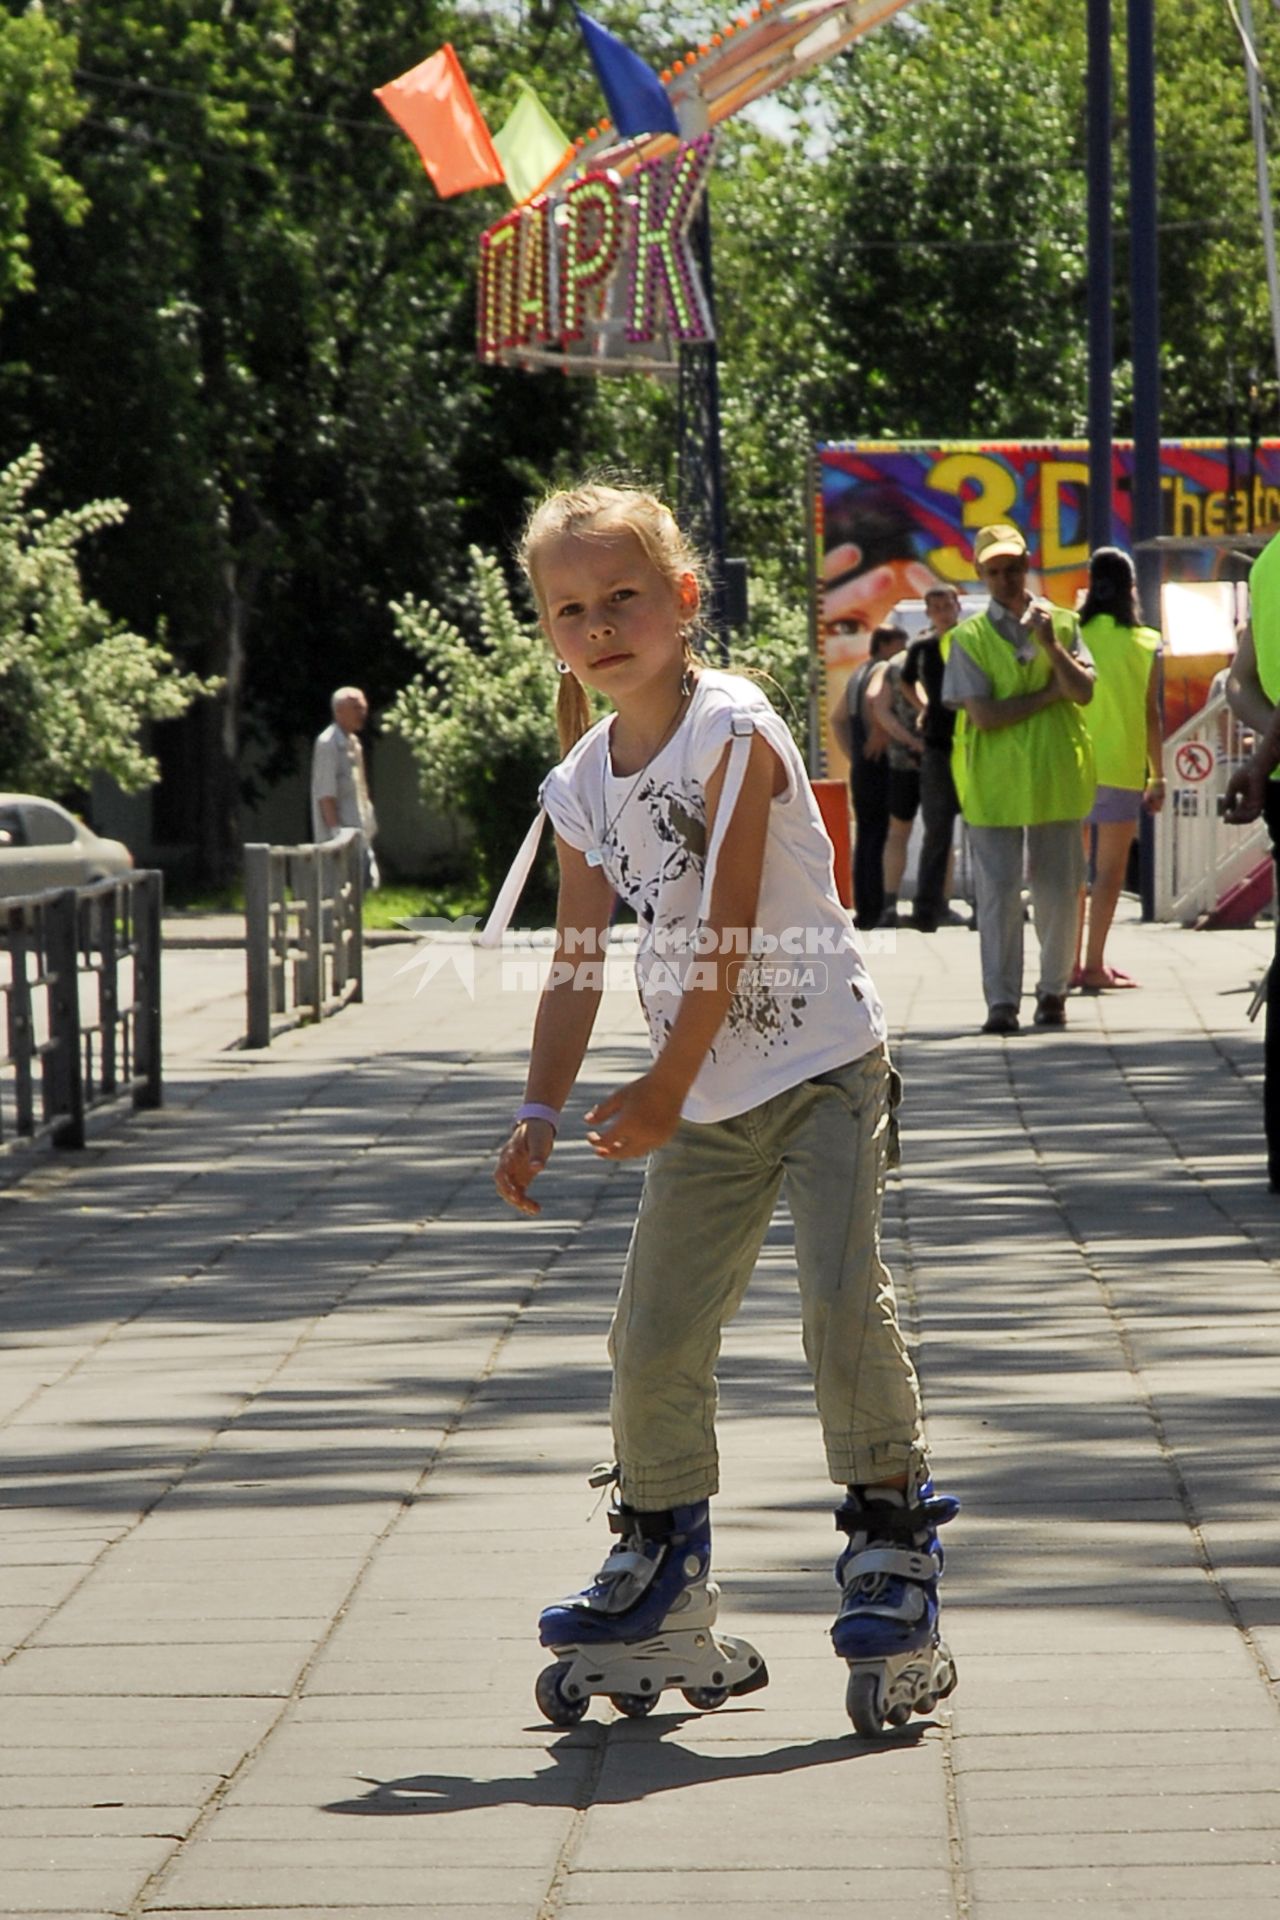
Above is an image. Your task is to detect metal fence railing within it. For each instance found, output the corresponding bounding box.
[1155,693,1272,922]
[0,872,163,1153]
[243,830,364,1049]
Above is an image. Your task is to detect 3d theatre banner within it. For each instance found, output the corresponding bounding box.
[813,439,1280,772]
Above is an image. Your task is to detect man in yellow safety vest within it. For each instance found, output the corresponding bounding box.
[942,522,1096,1035]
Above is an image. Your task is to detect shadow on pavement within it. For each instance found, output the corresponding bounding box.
[321,1720,933,1818]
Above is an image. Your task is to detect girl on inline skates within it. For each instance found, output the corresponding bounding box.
[493,481,957,1734]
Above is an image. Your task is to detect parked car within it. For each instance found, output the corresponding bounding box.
[0,795,133,899]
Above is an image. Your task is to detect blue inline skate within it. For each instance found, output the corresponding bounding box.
[832,1480,959,1735]
[535,1471,768,1726]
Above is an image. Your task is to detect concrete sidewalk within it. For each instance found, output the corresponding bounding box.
[2,911,1280,1917]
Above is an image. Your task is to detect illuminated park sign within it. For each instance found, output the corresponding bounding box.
[477,135,715,374]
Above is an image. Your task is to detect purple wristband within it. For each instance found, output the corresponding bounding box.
[515,1102,560,1131]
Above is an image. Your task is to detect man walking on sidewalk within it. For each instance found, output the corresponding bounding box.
[942,524,1095,1034]
[312,686,380,890]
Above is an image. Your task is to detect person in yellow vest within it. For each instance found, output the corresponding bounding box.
[942,523,1096,1034]
[1072,548,1165,990]
[1223,526,1280,1190]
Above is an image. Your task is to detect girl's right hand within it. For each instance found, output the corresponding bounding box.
[495,1119,555,1216]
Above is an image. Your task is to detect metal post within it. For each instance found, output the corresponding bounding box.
[678,196,730,660]
[351,835,365,1006]
[1127,0,1161,920]
[5,907,35,1138]
[45,889,85,1148]
[302,848,324,1022]
[244,843,272,1048]
[1236,0,1280,397]
[1086,0,1114,551]
[97,889,118,1098]
[135,870,164,1108]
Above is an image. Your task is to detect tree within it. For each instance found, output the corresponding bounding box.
[383,547,561,909]
[0,446,216,796]
[1,1,605,880]
[0,7,85,311]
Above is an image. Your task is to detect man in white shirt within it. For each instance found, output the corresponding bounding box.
[311,686,379,889]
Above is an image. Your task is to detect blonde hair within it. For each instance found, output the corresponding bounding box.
[518,482,708,754]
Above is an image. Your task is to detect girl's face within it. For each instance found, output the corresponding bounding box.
[535,525,695,701]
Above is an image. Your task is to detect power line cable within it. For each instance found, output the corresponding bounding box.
[74,65,398,134]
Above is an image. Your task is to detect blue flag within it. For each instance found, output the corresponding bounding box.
[574,9,680,139]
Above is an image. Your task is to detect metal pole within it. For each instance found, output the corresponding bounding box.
[46,889,85,1148]
[1236,0,1280,396]
[244,843,272,1048]
[1127,0,1161,921]
[678,196,730,660]
[1086,0,1114,551]
[351,834,365,1006]
[136,870,164,1107]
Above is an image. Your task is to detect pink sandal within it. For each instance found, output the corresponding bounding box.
[1078,965,1140,991]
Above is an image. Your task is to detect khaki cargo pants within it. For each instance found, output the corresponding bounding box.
[608,1045,926,1509]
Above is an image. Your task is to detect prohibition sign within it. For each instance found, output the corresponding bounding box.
[1174,741,1214,783]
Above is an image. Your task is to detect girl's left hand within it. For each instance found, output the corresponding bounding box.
[586,1074,683,1160]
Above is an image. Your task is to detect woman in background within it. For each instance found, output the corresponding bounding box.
[1074,547,1165,990]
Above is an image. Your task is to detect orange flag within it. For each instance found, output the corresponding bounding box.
[374,44,504,198]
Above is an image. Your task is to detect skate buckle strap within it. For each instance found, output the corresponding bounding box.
[608,1504,678,1541]
[596,1548,657,1583]
[842,1546,939,1584]
[835,1496,957,1544]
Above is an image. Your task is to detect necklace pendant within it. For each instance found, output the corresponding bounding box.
[585,847,605,869]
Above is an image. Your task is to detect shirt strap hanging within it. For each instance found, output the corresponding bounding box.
[476,808,547,949]
[695,715,755,926]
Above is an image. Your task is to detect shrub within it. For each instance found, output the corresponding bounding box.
[383,548,561,910]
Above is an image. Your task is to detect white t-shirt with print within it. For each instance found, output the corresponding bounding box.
[539,669,886,1124]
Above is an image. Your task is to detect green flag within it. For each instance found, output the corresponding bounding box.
[493,82,573,203]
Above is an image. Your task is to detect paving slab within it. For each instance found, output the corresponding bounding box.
[2,915,1280,1915]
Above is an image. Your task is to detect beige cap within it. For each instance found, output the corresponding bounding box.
[973,522,1028,566]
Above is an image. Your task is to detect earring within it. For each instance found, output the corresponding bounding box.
[680,664,694,697]
[555,659,571,676]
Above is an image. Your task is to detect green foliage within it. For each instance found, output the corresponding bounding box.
[383,548,562,904]
[1147,0,1280,428]
[1,1,603,873]
[2,0,1278,881]
[726,570,812,750]
[0,446,217,795]
[0,7,85,309]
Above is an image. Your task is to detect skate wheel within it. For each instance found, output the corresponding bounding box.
[886,1701,913,1728]
[535,1662,589,1728]
[681,1685,729,1711]
[916,1693,937,1717]
[610,1691,659,1718]
[846,1668,884,1736]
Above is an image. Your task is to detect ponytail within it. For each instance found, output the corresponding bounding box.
[556,668,593,756]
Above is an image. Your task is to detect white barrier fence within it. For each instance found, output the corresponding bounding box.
[1155,692,1272,923]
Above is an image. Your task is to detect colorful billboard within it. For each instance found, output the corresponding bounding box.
[814,439,1280,772]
